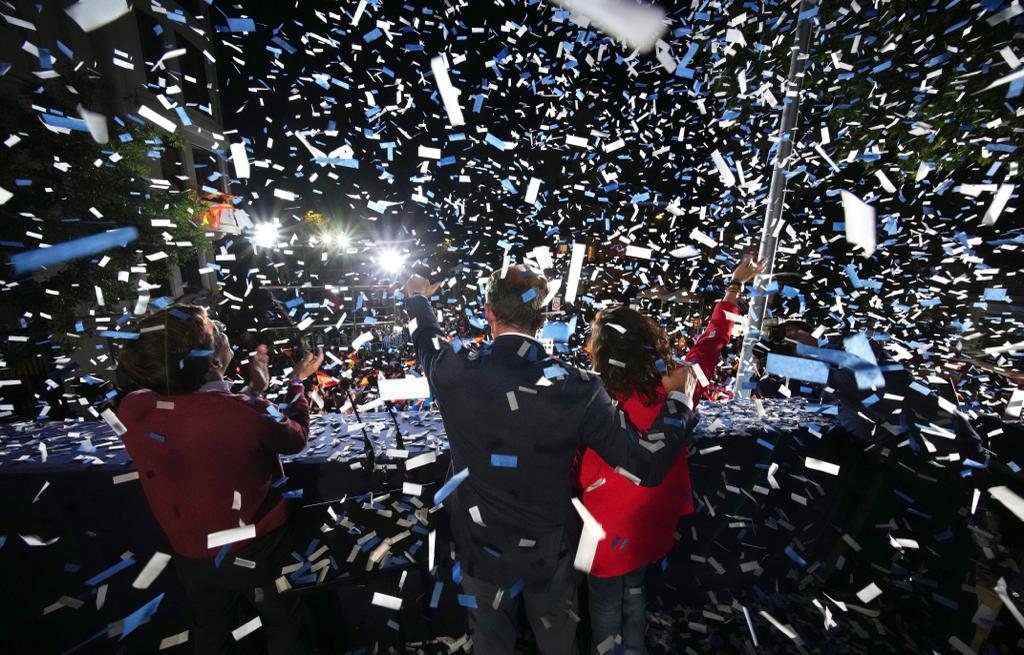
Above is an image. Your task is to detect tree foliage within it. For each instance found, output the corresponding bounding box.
[0,81,208,334]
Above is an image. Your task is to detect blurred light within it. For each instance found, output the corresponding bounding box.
[379,249,406,273]
[252,222,279,248]
[332,232,349,248]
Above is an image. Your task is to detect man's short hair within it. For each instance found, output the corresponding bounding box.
[119,305,214,395]
[485,264,549,333]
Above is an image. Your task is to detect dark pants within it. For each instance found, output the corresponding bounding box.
[460,554,579,655]
[587,564,648,655]
[173,527,310,655]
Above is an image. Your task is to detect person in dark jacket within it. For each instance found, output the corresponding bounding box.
[403,266,699,655]
[117,305,322,655]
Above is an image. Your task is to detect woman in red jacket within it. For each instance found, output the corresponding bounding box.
[578,256,764,654]
[117,304,322,655]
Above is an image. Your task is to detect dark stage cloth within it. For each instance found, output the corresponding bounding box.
[2,401,1016,654]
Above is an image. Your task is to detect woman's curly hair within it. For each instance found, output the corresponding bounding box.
[588,305,672,405]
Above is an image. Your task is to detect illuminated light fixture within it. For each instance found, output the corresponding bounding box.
[378,249,407,273]
[333,232,349,248]
[252,222,279,248]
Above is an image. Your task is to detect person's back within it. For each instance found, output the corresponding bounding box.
[115,305,319,655]
[118,387,307,558]
[431,332,610,586]
[402,266,698,655]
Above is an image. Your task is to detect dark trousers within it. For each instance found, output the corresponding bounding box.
[173,527,310,655]
[587,564,648,655]
[459,554,579,655]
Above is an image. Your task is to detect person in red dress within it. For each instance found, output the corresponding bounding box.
[577,255,765,654]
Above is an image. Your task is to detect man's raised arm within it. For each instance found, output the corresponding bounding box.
[403,274,449,380]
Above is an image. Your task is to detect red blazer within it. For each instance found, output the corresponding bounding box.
[577,300,738,577]
[118,380,309,559]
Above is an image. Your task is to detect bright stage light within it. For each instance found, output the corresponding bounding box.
[332,233,349,248]
[252,222,279,248]
[378,249,406,273]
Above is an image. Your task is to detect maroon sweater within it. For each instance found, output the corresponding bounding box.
[118,381,309,559]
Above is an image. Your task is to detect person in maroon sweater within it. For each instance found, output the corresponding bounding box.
[117,304,322,655]
[577,256,764,654]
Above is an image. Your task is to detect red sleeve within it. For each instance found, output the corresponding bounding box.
[255,380,310,454]
[683,300,739,404]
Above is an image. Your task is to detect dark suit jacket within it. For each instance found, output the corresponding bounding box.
[406,294,697,589]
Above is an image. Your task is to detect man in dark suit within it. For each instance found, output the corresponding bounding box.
[403,265,699,654]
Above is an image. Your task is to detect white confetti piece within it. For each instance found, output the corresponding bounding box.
[230,143,250,179]
[856,582,883,604]
[137,104,177,133]
[840,190,876,257]
[571,497,606,573]
[207,524,256,549]
[524,177,542,204]
[405,451,436,470]
[431,55,465,127]
[66,0,130,32]
[548,0,666,53]
[981,184,1014,226]
[76,105,108,144]
[101,408,126,436]
[132,552,172,589]
[710,150,736,187]
[371,592,402,610]
[378,377,431,401]
[159,631,189,650]
[804,457,840,476]
[231,616,262,641]
[564,243,586,304]
[989,486,1024,522]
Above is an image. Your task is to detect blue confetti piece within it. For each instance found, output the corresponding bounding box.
[214,544,231,568]
[189,349,214,357]
[457,594,478,608]
[85,557,136,587]
[99,330,140,340]
[484,132,507,150]
[12,227,139,275]
[784,545,807,567]
[145,432,165,443]
[908,381,931,396]
[543,365,568,379]
[270,35,296,54]
[433,467,469,505]
[765,353,830,384]
[520,287,537,303]
[983,287,1007,301]
[40,113,89,132]
[429,581,443,608]
[120,593,164,640]
[452,560,462,584]
[226,17,255,32]
[508,578,525,598]
[490,453,518,468]
[174,106,191,126]
[363,27,382,42]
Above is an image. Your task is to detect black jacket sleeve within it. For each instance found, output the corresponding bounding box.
[405,294,452,387]
[579,382,697,487]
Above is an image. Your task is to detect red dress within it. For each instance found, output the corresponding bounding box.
[577,300,738,577]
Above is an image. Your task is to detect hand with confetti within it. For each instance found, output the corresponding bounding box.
[248,344,270,393]
[403,274,442,298]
